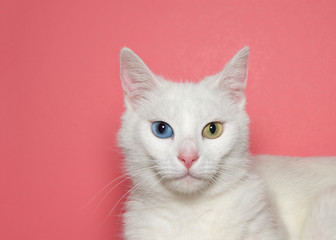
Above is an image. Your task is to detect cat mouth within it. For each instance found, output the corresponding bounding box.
[178,172,202,181]
[166,170,203,183]
[166,171,209,193]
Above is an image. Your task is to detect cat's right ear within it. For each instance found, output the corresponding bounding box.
[212,47,250,109]
[120,48,158,109]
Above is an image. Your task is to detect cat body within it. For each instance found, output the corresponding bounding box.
[118,47,336,240]
[253,155,336,240]
[123,173,283,240]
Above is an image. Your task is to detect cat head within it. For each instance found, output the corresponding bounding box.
[118,47,250,196]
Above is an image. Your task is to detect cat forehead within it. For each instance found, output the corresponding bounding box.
[143,79,235,122]
[158,81,211,102]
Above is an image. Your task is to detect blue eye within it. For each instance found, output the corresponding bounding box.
[151,121,174,139]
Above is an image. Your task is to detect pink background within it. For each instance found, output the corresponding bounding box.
[1,0,336,239]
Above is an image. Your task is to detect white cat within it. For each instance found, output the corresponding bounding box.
[118,47,336,240]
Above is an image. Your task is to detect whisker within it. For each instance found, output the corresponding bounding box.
[103,179,147,222]
[105,172,164,222]
[81,173,129,209]
[119,173,165,215]
[90,166,154,213]
[83,164,157,211]
[91,176,131,217]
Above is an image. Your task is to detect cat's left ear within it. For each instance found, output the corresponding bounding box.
[120,47,158,109]
[215,46,249,108]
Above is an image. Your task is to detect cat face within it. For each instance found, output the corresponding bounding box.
[119,47,250,195]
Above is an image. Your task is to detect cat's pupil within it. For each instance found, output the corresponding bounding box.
[158,123,166,133]
[209,123,216,134]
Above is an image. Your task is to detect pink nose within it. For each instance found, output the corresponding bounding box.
[178,152,199,169]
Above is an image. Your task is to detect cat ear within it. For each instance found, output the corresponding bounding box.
[120,47,158,109]
[215,46,249,108]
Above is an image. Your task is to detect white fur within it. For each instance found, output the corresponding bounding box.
[118,47,336,240]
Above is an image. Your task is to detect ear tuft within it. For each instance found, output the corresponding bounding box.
[120,48,157,109]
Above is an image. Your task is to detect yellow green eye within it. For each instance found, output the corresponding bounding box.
[202,122,223,139]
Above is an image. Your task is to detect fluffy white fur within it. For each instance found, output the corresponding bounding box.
[118,47,336,240]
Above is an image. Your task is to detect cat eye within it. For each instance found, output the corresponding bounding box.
[202,122,223,139]
[152,121,174,139]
